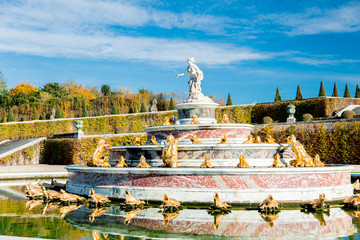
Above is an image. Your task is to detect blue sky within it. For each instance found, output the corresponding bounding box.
[0,0,359,104]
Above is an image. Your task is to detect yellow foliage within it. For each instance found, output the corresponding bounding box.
[9,82,38,95]
[69,83,96,101]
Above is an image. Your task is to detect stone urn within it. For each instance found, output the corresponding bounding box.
[287,104,296,118]
[75,120,83,133]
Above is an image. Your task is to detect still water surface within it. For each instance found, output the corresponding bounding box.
[1,185,360,239]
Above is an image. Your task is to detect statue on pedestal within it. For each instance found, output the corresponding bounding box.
[176,58,213,103]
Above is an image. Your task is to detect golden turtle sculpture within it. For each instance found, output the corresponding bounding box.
[159,194,182,212]
[25,181,44,200]
[343,194,360,209]
[258,195,279,212]
[300,193,330,211]
[271,154,286,168]
[353,179,360,192]
[42,186,62,202]
[123,190,145,207]
[208,192,231,212]
[137,155,151,168]
[59,189,86,205]
[237,155,250,168]
[115,156,128,168]
[88,188,110,207]
[200,155,214,168]
[150,136,160,145]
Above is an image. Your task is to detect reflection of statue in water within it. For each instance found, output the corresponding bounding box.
[176,58,213,103]
[162,133,193,167]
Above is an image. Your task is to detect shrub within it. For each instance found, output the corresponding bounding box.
[274,87,282,101]
[262,116,273,124]
[318,81,326,97]
[302,113,313,121]
[342,110,355,119]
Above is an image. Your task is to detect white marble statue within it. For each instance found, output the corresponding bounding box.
[176,58,213,103]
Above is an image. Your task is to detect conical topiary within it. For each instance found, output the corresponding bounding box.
[140,101,147,112]
[134,106,138,113]
[55,104,61,118]
[41,113,46,120]
[355,84,360,98]
[332,82,339,97]
[274,87,282,101]
[168,98,175,110]
[2,115,6,123]
[82,102,88,117]
[7,108,15,122]
[318,81,326,97]
[226,93,233,106]
[295,85,303,100]
[31,106,38,120]
[344,84,351,98]
[111,102,117,115]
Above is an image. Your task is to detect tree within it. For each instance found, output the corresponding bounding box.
[7,108,15,122]
[101,84,111,96]
[41,113,46,120]
[226,93,233,106]
[332,82,339,97]
[295,85,303,100]
[31,106,38,120]
[140,101,147,112]
[318,81,326,97]
[0,71,8,94]
[55,104,61,118]
[111,102,117,115]
[344,83,351,98]
[168,97,175,110]
[82,101,88,117]
[355,84,360,98]
[274,87,282,101]
[134,106,138,113]
[156,93,168,111]
[40,82,66,99]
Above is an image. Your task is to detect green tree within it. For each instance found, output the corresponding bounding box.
[41,113,46,120]
[274,87,282,101]
[318,81,326,97]
[355,84,360,98]
[55,104,61,118]
[101,84,111,96]
[31,106,38,120]
[295,85,303,100]
[7,108,15,122]
[332,82,339,97]
[98,109,103,116]
[168,97,175,110]
[2,115,7,123]
[156,93,168,111]
[111,102,117,115]
[226,93,233,106]
[82,102,88,117]
[0,71,8,94]
[344,83,351,98]
[22,115,27,121]
[140,101,147,112]
[40,82,67,99]
[134,106,138,113]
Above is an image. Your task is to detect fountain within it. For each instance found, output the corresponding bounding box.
[65,58,353,204]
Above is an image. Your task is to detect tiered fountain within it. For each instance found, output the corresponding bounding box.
[65,58,353,204]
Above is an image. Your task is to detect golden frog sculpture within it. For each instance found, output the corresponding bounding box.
[200,154,214,168]
[115,156,127,167]
[271,154,286,168]
[25,181,44,200]
[313,154,325,167]
[163,117,171,126]
[191,115,200,124]
[343,194,360,209]
[191,135,203,144]
[159,194,181,212]
[59,189,86,204]
[42,186,61,202]
[209,192,231,211]
[124,190,145,206]
[243,134,255,143]
[287,135,315,167]
[258,195,279,212]
[162,133,193,167]
[150,136,160,145]
[265,134,276,143]
[220,114,231,123]
[353,179,360,192]
[89,138,112,167]
[88,188,110,207]
[137,155,151,168]
[134,137,142,146]
[89,207,110,223]
[220,134,228,144]
[255,136,262,143]
[300,193,329,211]
[237,155,250,168]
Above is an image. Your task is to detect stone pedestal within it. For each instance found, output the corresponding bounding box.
[175,102,219,124]
[286,117,296,124]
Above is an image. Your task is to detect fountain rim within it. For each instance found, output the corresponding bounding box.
[145,123,254,132]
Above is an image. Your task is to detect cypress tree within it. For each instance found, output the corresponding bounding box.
[140,102,147,112]
[31,106,38,120]
[318,81,326,97]
[274,87,282,101]
[98,109,103,116]
[355,84,360,98]
[60,112,65,118]
[332,82,339,97]
[168,98,175,110]
[41,113,46,120]
[111,102,117,115]
[22,116,27,121]
[82,102,88,117]
[226,93,233,106]
[55,104,61,118]
[2,115,7,123]
[344,83,351,98]
[7,108,15,122]
[134,106,138,113]
[295,85,303,100]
